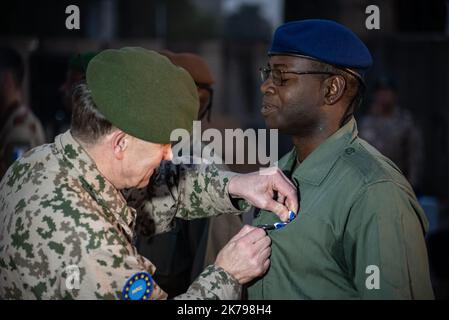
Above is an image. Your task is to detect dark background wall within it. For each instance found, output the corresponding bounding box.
[1,0,449,298]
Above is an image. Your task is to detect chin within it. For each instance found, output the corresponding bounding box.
[137,172,154,189]
[263,116,280,130]
[136,180,150,189]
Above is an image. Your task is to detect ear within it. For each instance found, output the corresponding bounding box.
[110,130,128,160]
[323,75,346,106]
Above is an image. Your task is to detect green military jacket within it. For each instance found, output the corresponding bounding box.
[248,118,434,299]
[0,131,245,300]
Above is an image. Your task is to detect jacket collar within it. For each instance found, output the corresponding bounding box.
[279,118,359,186]
[54,130,136,240]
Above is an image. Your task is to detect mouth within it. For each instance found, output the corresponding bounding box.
[261,103,279,116]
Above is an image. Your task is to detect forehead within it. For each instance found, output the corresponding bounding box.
[268,55,314,69]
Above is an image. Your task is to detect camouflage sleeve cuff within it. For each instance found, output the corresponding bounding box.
[218,171,252,213]
[174,265,241,300]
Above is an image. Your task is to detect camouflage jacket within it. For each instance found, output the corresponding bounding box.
[0,103,46,178]
[0,131,245,300]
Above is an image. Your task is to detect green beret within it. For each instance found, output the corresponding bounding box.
[86,47,199,144]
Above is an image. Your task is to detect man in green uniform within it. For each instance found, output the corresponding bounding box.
[248,19,434,299]
[0,48,297,299]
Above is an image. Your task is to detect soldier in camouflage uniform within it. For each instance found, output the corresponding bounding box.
[0,47,46,179]
[0,48,297,300]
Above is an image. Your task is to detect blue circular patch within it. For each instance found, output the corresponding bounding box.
[122,272,154,300]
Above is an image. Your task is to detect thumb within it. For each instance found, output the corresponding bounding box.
[284,193,299,216]
[264,198,289,221]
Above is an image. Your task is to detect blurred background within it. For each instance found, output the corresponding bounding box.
[1,0,448,299]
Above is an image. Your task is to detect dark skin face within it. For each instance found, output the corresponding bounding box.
[260,55,349,161]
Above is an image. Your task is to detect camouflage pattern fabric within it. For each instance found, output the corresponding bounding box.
[126,138,248,297]
[125,158,249,237]
[0,103,46,179]
[0,130,245,300]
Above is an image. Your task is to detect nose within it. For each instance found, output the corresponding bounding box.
[260,78,275,96]
[164,145,173,161]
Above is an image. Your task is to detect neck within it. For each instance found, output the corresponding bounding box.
[292,120,340,162]
[81,140,122,190]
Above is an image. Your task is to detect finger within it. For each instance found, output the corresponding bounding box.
[277,193,286,205]
[277,187,299,215]
[258,245,272,261]
[263,198,289,221]
[285,195,299,217]
[273,168,296,189]
[253,235,271,251]
[239,227,268,244]
[262,258,271,272]
[230,224,256,242]
[273,171,299,214]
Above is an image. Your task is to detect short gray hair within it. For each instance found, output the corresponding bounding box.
[71,82,115,145]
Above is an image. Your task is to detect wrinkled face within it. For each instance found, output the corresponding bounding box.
[260,55,325,137]
[121,137,172,189]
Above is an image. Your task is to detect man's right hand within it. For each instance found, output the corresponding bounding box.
[228,167,299,222]
[214,225,271,284]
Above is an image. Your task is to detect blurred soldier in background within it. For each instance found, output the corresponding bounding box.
[360,76,424,191]
[0,46,45,179]
[54,51,98,137]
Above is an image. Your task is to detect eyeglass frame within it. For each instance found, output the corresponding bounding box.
[259,67,337,86]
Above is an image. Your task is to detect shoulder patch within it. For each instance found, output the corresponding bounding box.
[122,272,154,300]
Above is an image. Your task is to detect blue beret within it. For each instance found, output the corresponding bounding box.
[269,19,373,77]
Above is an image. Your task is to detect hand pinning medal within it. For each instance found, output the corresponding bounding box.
[257,210,297,231]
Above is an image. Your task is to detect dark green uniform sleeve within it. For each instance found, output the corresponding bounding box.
[344,181,434,299]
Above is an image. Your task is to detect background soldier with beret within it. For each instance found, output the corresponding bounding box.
[0,48,298,299]
[248,19,434,299]
[53,51,98,138]
[0,47,46,179]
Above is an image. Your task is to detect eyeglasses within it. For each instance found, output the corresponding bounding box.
[259,67,335,86]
